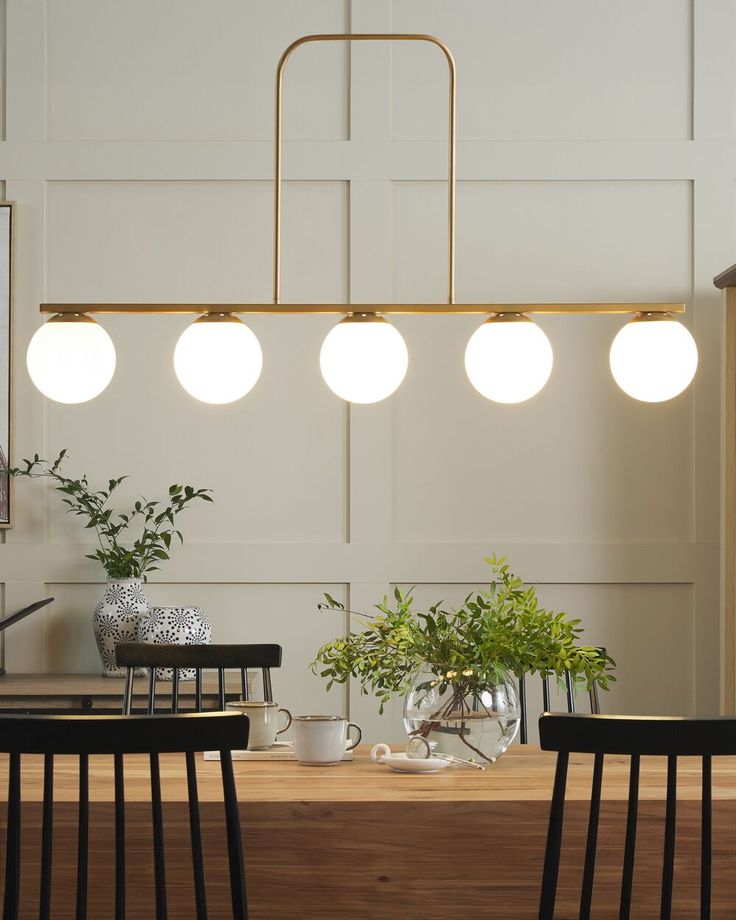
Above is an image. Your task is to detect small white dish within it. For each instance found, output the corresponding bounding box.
[370,743,451,773]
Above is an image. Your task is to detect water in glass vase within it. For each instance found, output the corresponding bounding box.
[403,666,520,764]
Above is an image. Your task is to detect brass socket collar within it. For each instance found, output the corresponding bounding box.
[47,312,97,325]
[193,312,245,325]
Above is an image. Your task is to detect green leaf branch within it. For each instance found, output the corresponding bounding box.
[10,450,213,581]
[313,555,615,713]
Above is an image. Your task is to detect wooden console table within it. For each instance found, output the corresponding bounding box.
[0,673,247,713]
[0,745,734,918]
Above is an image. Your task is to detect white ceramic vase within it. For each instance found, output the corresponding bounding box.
[93,578,150,678]
[136,605,212,680]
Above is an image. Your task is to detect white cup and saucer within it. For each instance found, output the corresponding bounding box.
[292,715,362,765]
[226,700,292,750]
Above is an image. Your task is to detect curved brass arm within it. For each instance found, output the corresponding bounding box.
[274,33,457,305]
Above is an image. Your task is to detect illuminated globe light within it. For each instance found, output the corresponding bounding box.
[319,313,409,404]
[26,314,116,404]
[464,313,553,404]
[609,313,698,403]
[174,313,262,404]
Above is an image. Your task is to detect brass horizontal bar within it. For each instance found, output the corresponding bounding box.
[40,303,686,316]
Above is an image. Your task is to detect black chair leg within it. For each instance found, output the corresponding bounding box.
[538,751,569,919]
[4,752,21,920]
[221,750,248,919]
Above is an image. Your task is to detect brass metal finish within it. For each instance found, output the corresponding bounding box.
[36,35,689,326]
[484,312,532,324]
[274,34,456,306]
[47,312,97,324]
[340,313,386,323]
[192,312,245,325]
[40,302,686,316]
[626,311,678,323]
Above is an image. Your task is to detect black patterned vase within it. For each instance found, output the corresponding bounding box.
[136,606,212,681]
[93,578,150,678]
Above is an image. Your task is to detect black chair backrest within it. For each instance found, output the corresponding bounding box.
[116,643,283,715]
[517,670,601,744]
[537,713,735,920]
[0,711,249,920]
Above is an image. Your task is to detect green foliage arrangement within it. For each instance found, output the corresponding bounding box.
[313,555,615,713]
[10,450,213,581]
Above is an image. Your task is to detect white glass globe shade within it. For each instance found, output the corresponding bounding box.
[319,315,408,404]
[609,315,698,402]
[464,315,553,403]
[26,315,116,404]
[174,314,262,404]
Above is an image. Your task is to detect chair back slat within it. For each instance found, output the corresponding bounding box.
[564,672,576,713]
[521,666,602,744]
[660,755,677,920]
[4,751,21,920]
[262,668,273,703]
[147,670,157,715]
[114,752,126,920]
[150,753,168,920]
[172,669,180,715]
[538,751,569,919]
[240,669,249,701]
[619,754,640,920]
[0,713,248,918]
[578,752,604,920]
[40,753,54,920]
[76,753,89,920]
[518,674,528,744]
[542,675,550,712]
[185,750,208,919]
[218,668,226,711]
[701,755,712,919]
[123,668,134,716]
[195,670,203,713]
[220,750,248,920]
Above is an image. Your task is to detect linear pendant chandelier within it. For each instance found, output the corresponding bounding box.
[28,33,698,406]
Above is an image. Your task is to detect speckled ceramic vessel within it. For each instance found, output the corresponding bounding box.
[136,605,212,680]
[93,578,150,678]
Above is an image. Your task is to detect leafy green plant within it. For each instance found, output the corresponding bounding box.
[10,450,213,580]
[313,555,615,715]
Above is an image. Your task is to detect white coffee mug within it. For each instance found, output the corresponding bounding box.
[292,715,362,765]
[226,700,292,751]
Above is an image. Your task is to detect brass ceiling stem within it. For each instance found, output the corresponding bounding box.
[37,35,685,321]
[273,33,457,306]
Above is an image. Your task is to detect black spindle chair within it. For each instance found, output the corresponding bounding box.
[117,643,282,715]
[518,667,602,744]
[0,711,249,920]
[537,712,730,920]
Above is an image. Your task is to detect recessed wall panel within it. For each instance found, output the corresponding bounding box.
[46,0,349,140]
[392,179,692,544]
[43,180,348,543]
[391,0,691,140]
[0,2,6,141]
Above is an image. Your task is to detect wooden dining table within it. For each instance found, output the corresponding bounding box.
[2,743,735,918]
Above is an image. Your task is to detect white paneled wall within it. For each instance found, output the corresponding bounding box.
[2,0,735,742]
